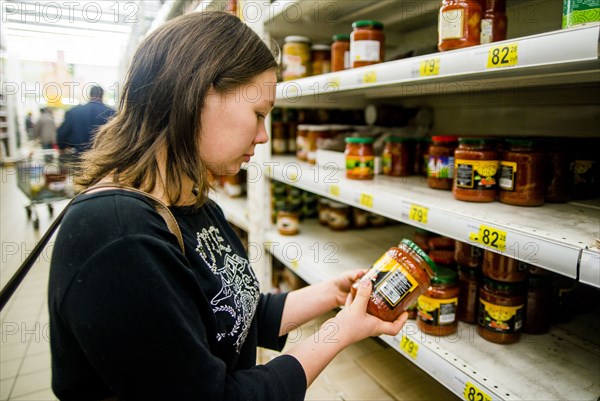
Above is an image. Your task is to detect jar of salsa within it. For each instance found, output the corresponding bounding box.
[417,266,460,336]
[438,0,482,51]
[351,239,436,322]
[499,139,545,206]
[311,44,331,75]
[296,124,309,161]
[458,266,481,324]
[307,125,330,165]
[477,278,525,344]
[454,240,482,268]
[482,250,529,283]
[480,0,507,44]
[276,209,300,236]
[545,138,571,203]
[282,36,311,81]
[427,136,458,190]
[414,138,431,177]
[331,34,350,72]
[328,201,350,231]
[345,137,375,180]
[453,138,498,202]
[382,136,413,177]
[351,20,385,68]
[317,197,330,226]
[271,121,287,155]
[523,272,553,334]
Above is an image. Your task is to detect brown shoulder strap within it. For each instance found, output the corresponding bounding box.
[81,183,185,255]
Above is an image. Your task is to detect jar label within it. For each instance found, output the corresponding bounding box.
[382,154,392,175]
[272,139,287,154]
[417,295,458,325]
[427,155,454,179]
[499,161,517,190]
[455,159,499,189]
[440,9,465,40]
[372,253,419,308]
[346,156,375,177]
[283,54,307,79]
[478,298,524,333]
[480,19,493,44]
[351,40,381,62]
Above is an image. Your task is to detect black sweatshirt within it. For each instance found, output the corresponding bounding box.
[48,190,306,401]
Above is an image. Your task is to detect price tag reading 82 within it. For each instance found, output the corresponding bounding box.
[470,225,506,252]
[359,193,373,208]
[464,382,492,401]
[400,335,419,359]
[487,43,518,69]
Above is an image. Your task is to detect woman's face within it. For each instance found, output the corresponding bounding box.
[200,69,277,176]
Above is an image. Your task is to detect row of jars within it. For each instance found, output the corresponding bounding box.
[282,20,385,81]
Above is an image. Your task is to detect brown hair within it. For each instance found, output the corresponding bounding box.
[76,11,278,206]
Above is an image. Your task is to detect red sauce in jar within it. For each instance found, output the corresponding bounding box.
[351,239,436,322]
[331,34,350,72]
[482,250,529,283]
[499,139,545,207]
[345,137,375,180]
[427,136,458,190]
[477,278,525,344]
[438,0,482,51]
[417,266,459,336]
[351,20,384,68]
[453,138,498,202]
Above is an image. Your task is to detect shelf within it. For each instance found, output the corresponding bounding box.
[209,189,249,232]
[266,219,600,401]
[274,24,600,108]
[265,155,600,287]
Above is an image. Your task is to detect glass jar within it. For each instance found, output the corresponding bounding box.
[367,213,387,227]
[428,236,456,251]
[382,136,413,177]
[331,33,350,72]
[552,275,577,324]
[455,240,482,268]
[499,139,545,206]
[477,278,525,344]
[453,138,499,202]
[350,20,385,68]
[545,138,572,203]
[563,0,600,28]
[328,201,350,231]
[523,272,553,334]
[480,0,507,44]
[438,0,482,51]
[571,139,599,200]
[417,266,460,336]
[276,209,300,236]
[311,44,331,75]
[482,250,529,283]
[296,124,309,161]
[317,197,330,226]
[282,36,311,81]
[351,239,436,322]
[352,207,370,229]
[345,137,375,180]
[414,137,430,177]
[427,136,458,190]
[271,121,287,155]
[428,250,456,269]
[307,125,330,165]
[458,266,481,324]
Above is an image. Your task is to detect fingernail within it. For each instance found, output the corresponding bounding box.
[360,278,371,288]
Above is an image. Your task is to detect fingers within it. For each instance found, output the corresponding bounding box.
[380,311,409,336]
[352,278,373,311]
[344,292,353,308]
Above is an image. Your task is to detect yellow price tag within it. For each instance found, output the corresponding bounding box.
[362,71,377,84]
[359,193,373,208]
[400,335,419,359]
[409,204,428,224]
[291,259,298,269]
[289,173,299,183]
[420,58,440,76]
[464,382,492,401]
[487,43,518,68]
[329,184,340,197]
[469,225,507,252]
[327,77,341,90]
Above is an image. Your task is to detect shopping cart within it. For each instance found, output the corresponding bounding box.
[16,149,74,229]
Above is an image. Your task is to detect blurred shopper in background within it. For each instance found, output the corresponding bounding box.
[48,11,407,401]
[25,111,34,140]
[56,85,115,156]
[33,108,56,149]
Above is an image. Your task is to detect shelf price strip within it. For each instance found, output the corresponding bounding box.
[420,58,441,76]
[464,381,492,401]
[486,43,518,69]
[400,335,419,359]
[328,184,340,197]
[362,71,377,84]
[469,224,507,252]
[409,204,428,224]
[359,193,374,208]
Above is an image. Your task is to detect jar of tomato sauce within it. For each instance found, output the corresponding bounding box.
[311,44,331,75]
[417,266,459,336]
[351,239,436,322]
[477,278,525,344]
[382,136,413,177]
[453,138,499,202]
[351,20,385,68]
[480,0,508,44]
[345,137,375,180]
[482,250,529,283]
[438,0,482,51]
[427,136,458,190]
[454,240,482,268]
[296,124,309,161]
[458,266,481,324]
[499,139,545,206]
[331,34,350,72]
[523,271,553,334]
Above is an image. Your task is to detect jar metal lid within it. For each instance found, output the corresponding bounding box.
[311,44,331,51]
[431,135,458,142]
[431,266,458,285]
[483,277,526,292]
[400,239,437,275]
[332,33,350,42]
[345,137,374,144]
[284,35,311,43]
[458,137,496,146]
[352,20,384,30]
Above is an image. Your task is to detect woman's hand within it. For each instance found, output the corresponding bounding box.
[330,269,367,307]
[331,279,408,347]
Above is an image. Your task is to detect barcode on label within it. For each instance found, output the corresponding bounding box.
[378,270,413,306]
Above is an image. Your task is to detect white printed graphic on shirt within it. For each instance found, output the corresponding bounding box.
[195,226,259,353]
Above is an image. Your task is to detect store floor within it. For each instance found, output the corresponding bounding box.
[0,166,455,401]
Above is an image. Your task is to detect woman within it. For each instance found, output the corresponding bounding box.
[48,11,407,400]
